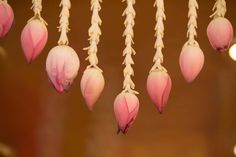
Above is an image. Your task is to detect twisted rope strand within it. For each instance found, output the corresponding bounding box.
[210,0,226,18]
[29,0,47,24]
[122,0,138,94]
[31,0,42,16]
[185,0,199,46]
[151,0,167,72]
[84,0,103,72]
[58,0,71,45]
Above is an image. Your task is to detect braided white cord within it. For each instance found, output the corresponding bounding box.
[184,0,199,47]
[84,0,103,72]
[29,0,47,24]
[31,0,42,16]
[210,0,226,18]
[122,0,138,94]
[58,0,71,45]
[150,0,167,73]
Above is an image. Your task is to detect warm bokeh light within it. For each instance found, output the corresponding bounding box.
[229,43,236,61]
[234,145,236,156]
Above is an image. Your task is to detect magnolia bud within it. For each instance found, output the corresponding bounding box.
[46,45,80,93]
[179,45,204,83]
[114,92,139,134]
[147,70,172,113]
[207,17,233,53]
[21,19,48,63]
[80,68,105,111]
[0,2,14,38]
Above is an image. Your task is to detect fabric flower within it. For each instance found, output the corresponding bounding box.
[207,17,233,53]
[21,19,48,63]
[0,1,14,38]
[147,70,172,113]
[179,45,204,83]
[46,45,80,93]
[80,68,105,111]
[113,92,139,134]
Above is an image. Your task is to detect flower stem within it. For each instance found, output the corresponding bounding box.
[185,0,199,47]
[210,0,226,19]
[58,0,71,45]
[83,0,103,72]
[150,0,167,73]
[122,0,138,94]
[28,0,47,25]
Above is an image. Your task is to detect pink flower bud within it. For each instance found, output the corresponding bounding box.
[0,2,14,38]
[80,68,105,111]
[207,17,233,53]
[21,19,48,63]
[113,92,139,134]
[46,45,80,93]
[179,45,204,83]
[147,71,172,113]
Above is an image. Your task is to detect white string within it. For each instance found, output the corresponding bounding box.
[184,0,199,47]
[83,0,103,72]
[31,0,42,16]
[122,0,138,94]
[210,0,226,18]
[29,0,47,25]
[150,0,167,73]
[58,0,71,45]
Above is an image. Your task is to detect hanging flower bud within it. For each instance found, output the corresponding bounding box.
[207,17,233,53]
[147,70,172,113]
[113,92,139,134]
[80,68,105,111]
[179,45,204,83]
[46,45,80,93]
[21,19,48,63]
[0,2,14,38]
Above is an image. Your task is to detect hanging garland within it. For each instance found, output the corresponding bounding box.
[179,0,204,83]
[0,1,235,134]
[46,0,80,93]
[81,0,105,111]
[146,0,172,114]
[113,0,139,134]
[21,0,48,63]
[207,0,233,53]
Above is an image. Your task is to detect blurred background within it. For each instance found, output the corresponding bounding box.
[0,0,236,157]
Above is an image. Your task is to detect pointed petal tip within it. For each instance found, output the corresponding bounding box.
[158,106,164,114]
[88,106,94,112]
[185,78,194,83]
[84,98,95,111]
[116,126,128,135]
[26,57,33,64]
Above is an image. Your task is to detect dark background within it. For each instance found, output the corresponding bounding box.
[0,0,236,157]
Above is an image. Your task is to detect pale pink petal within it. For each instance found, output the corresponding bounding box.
[81,68,105,110]
[46,45,80,93]
[179,45,204,83]
[114,93,139,134]
[21,19,48,63]
[207,17,233,52]
[147,71,172,113]
[0,2,14,38]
